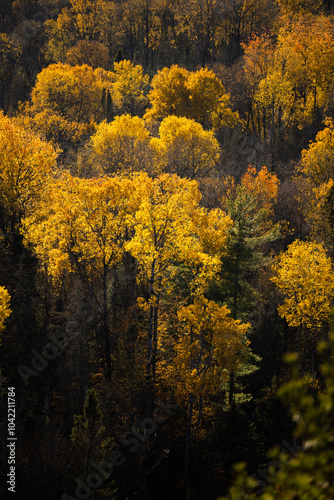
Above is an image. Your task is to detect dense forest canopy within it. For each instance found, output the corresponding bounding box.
[1,1,334,499]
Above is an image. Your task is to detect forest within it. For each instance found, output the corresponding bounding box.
[1,0,334,499]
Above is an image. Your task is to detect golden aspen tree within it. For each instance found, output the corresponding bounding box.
[25,63,100,147]
[271,240,334,330]
[145,65,190,121]
[90,114,156,175]
[186,67,239,128]
[0,112,57,241]
[255,16,334,134]
[301,118,334,186]
[125,174,201,381]
[145,65,238,129]
[151,115,220,178]
[112,60,150,116]
[125,174,230,381]
[168,295,249,401]
[164,294,249,494]
[31,63,104,120]
[22,173,146,379]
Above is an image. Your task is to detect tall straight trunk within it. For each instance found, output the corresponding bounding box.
[183,393,203,498]
[183,393,194,498]
[152,301,159,381]
[229,242,240,407]
[147,259,156,378]
[103,264,111,380]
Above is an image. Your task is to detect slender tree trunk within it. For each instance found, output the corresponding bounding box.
[147,259,156,379]
[152,301,159,381]
[103,264,111,380]
[183,393,194,498]
[229,241,240,407]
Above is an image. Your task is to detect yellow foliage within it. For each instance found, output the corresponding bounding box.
[125,174,201,285]
[0,286,11,339]
[271,240,334,329]
[26,63,107,145]
[90,115,156,175]
[151,115,220,178]
[166,295,249,398]
[125,173,231,295]
[145,65,238,129]
[31,63,103,123]
[112,60,150,115]
[0,112,57,230]
[301,118,334,185]
[22,172,147,280]
[255,16,334,129]
[145,65,190,121]
[186,67,239,128]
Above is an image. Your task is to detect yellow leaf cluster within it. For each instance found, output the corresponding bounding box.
[169,295,249,397]
[271,240,334,329]
[90,115,156,175]
[255,16,334,129]
[0,286,11,338]
[0,112,57,226]
[301,118,334,186]
[145,65,239,129]
[22,172,147,280]
[112,60,150,115]
[124,174,231,295]
[151,115,220,178]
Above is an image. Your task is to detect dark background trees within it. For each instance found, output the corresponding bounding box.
[1,1,334,500]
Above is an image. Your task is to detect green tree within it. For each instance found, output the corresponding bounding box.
[209,167,280,405]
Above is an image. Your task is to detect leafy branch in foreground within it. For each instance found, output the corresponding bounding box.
[221,313,334,500]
